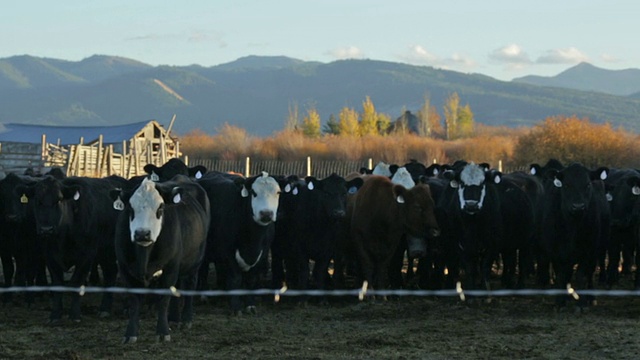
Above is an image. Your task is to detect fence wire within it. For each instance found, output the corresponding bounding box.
[2,283,640,302]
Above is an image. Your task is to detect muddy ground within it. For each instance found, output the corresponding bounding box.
[1,274,640,360]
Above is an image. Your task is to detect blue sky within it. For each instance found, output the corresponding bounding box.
[2,1,637,81]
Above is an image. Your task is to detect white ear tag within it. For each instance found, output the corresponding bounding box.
[530,168,537,175]
[553,178,562,188]
[150,172,160,182]
[494,175,501,184]
[284,184,291,193]
[396,195,405,204]
[348,186,358,194]
[292,187,299,195]
[195,171,203,179]
[113,197,125,211]
[632,186,640,196]
[307,182,315,190]
[433,169,439,176]
[173,193,181,204]
[600,171,607,180]
[449,180,459,189]
[606,193,613,202]
[73,191,80,201]
[241,186,249,197]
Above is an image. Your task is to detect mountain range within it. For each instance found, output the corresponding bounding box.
[0,54,639,136]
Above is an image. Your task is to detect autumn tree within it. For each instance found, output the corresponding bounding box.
[338,106,360,136]
[457,104,475,138]
[512,115,640,168]
[301,107,321,138]
[285,102,300,132]
[359,96,378,136]
[443,92,459,140]
[377,113,391,135]
[417,95,432,137]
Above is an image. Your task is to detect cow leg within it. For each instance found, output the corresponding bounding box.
[606,234,622,287]
[67,256,95,322]
[123,293,142,344]
[225,264,244,315]
[0,249,15,304]
[179,273,198,328]
[388,236,407,289]
[98,256,118,317]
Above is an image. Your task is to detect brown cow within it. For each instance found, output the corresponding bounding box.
[348,175,439,292]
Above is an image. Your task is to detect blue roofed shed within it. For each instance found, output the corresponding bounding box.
[0,119,180,177]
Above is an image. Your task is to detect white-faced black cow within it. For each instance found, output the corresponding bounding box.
[348,175,439,292]
[20,175,127,322]
[279,173,363,294]
[440,162,503,291]
[539,162,610,307]
[197,171,282,314]
[112,176,210,343]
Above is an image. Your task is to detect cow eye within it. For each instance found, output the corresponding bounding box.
[156,203,165,219]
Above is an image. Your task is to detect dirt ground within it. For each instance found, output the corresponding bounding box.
[1,275,640,360]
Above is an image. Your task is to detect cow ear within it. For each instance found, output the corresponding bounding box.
[171,187,183,204]
[392,185,407,204]
[347,177,364,194]
[553,177,563,188]
[305,177,318,191]
[529,164,540,176]
[241,186,250,198]
[591,167,609,181]
[62,185,81,200]
[488,171,502,184]
[144,164,160,176]
[110,189,125,211]
[425,164,440,177]
[189,166,207,180]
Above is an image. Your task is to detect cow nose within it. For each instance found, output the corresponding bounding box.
[134,229,151,242]
[571,203,586,212]
[331,209,346,218]
[38,226,55,235]
[259,210,274,223]
[429,228,441,238]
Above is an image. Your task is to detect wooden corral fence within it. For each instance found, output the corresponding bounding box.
[190,157,373,178]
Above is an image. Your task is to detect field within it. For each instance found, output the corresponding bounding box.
[1,276,640,360]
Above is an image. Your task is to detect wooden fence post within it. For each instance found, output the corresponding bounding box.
[245,157,250,177]
[306,156,311,177]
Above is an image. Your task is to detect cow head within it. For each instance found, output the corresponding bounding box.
[0,173,34,223]
[112,177,183,246]
[391,167,415,189]
[394,183,440,242]
[240,172,281,226]
[305,173,364,220]
[19,176,79,235]
[144,158,207,182]
[608,174,640,228]
[549,163,608,217]
[447,162,500,215]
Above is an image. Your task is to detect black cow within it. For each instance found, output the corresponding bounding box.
[0,173,47,303]
[112,176,209,343]
[20,175,127,322]
[539,163,610,307]
[603,168,640,287]
[144,158,207,182]
[197,171,283,314]
[440,162,503,291]
[279,173,363,294]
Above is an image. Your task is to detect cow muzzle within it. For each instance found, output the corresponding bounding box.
[463,200,481,214]
[407,236,427,259]
[569,203,586,215]
[37,226,56,235]
[133,229,154,247]
[258,210,274,224]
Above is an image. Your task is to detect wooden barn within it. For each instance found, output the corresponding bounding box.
[0,118,181,178]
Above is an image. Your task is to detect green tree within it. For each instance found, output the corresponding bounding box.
[301,107,321,138]
[338,106,360,136]
[376,113,391,135]
[359,96,378,136]
[323,114,341,135]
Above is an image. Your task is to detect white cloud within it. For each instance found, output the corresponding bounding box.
[326,46,365,60]
[400,45,440,65]
[536,47,589,64]
[447,53,476,68]
[188,31,227,48]
[488,44,532,65]
[600,53,620,63]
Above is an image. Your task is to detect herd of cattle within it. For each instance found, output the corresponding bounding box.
[1,157,639,342]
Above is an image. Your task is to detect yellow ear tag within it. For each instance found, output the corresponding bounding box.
[20,194,28,204]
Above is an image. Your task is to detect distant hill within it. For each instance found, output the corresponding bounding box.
[1,55,640,136]
[512,62,640,96]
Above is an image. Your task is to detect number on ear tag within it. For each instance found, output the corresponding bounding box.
[113,197,125,211]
